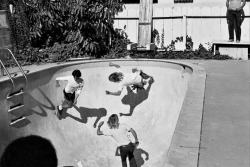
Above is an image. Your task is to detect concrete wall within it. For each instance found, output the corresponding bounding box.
[115,2,250,48]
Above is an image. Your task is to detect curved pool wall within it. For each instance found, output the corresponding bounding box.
[0,59,205,167]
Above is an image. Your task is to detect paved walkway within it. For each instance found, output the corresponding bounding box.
[197,60,250,167]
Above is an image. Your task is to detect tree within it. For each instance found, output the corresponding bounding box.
[21,0,124,57]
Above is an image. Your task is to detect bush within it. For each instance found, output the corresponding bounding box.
[12,30,231,66]
[126,44,232,60]
[7,42,231,67]
[104,28,131,59]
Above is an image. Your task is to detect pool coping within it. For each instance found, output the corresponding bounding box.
[1,58,192,81]
[166,60,206,167]
[0,59,206,167]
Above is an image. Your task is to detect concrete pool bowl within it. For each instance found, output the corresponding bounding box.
[0,59,206,167]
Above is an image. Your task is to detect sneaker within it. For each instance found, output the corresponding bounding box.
[56,106,63,119]
[228,39,234,42]
[236,40,240,43]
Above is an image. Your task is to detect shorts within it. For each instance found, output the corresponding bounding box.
[62,89,75,108]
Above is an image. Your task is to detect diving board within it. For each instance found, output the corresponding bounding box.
[212,41,250,60]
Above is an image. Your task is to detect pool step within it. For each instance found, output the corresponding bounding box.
[8,103,24,113]
[6,87,26,127]
[7,89,24,99]
[10,116,27,126]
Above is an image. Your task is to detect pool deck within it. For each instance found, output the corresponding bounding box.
[194,60,250,167]
[180,60,250,167]
[1,60,249,167]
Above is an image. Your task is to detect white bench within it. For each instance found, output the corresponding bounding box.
[212,41,250,60]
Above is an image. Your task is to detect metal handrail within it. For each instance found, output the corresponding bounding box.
[0,48,28,90]
[0,60,15,88]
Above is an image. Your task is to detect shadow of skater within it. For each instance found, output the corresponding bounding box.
[115,146,149,167]
[134,147,149,167]
[24,88,56,117]
[9,88,56,128]
[63,105,107,128]
[120,78,154,117]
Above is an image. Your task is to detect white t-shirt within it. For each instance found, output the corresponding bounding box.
[56,76,84,94]
[117,70,142,92]
[101,123,134,146]
[229,0,242,10]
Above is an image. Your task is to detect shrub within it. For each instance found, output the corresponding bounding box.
[126,43,232,60]
[105,28,131,59]
[167,36,193,51]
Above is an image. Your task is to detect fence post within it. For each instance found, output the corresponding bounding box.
[183,15,187,50]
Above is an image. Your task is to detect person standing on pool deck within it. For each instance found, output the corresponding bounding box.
[106,62,154,96]
[226,0,246,42]
[97,114,139,167]
[56,69,84,118]
[226,8,245,26]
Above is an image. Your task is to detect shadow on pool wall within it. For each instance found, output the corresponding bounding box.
[0,59,200,167]
[120,79,153,117]
[0,66,65,155]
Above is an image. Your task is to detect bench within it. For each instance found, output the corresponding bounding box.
[212,41,250,60]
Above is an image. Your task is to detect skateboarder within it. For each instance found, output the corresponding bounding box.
[97,114,139,167]
[106,62,153,96]
[56,69,84,118]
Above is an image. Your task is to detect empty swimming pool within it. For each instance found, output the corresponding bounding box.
[0,59,205,167]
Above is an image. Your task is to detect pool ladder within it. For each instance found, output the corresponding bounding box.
[0,48,29,126]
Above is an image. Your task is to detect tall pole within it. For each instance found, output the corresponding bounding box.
[138,0,153,48]
[183,15,187,50]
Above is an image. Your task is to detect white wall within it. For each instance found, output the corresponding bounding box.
[114,2,250,48]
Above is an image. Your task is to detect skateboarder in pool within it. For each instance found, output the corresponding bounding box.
[97,114,139,167]
[56,69,84,118]
[106,62,154,96]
